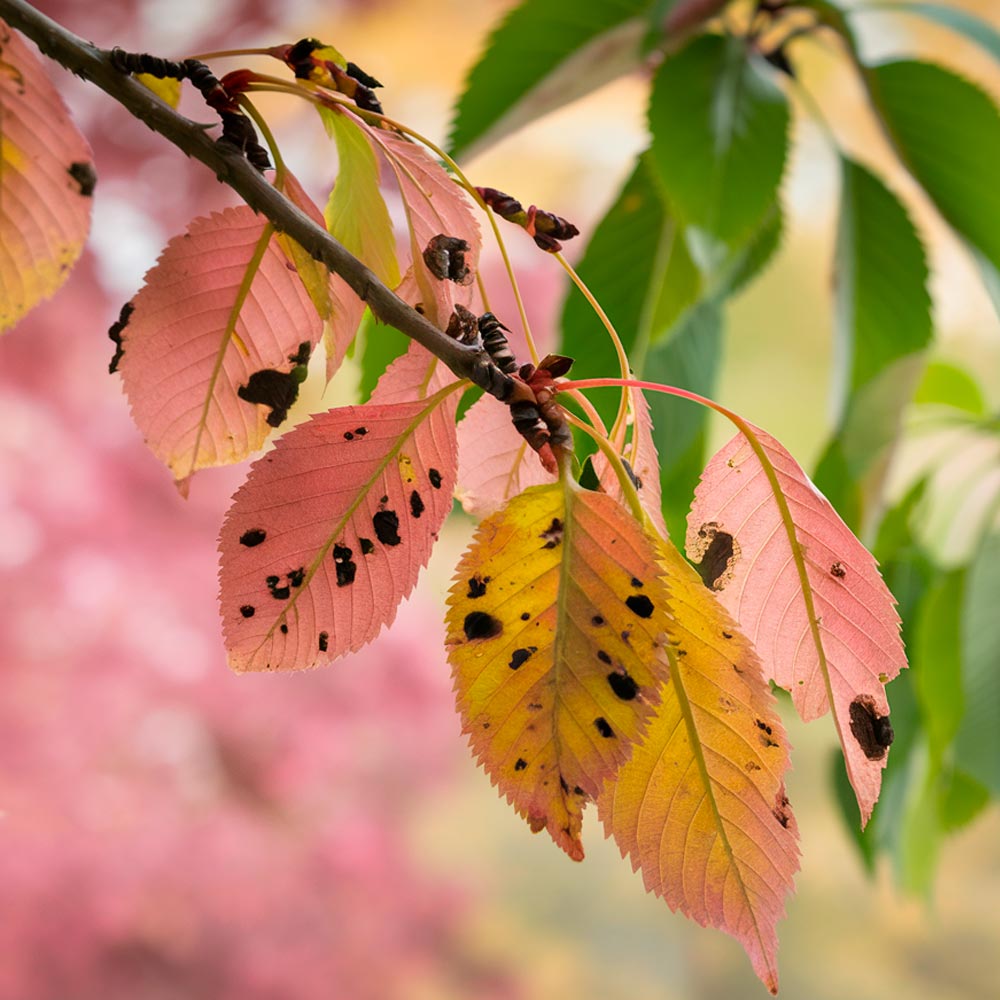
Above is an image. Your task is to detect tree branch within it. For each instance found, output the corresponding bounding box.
[0,0,513,401]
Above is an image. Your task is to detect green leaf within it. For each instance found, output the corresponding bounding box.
[448,0,655,160]
[913,360,987,415]
[938,769,990,834]
[559,154,701,432]
[859,2,1000,63]
[322,109,400,288]
[913,569,966,761]
[357,311,410,401]
[813,158,931,532]
[868,60,1000,289]
[955,529,1000,795]
[648,34,790,246]
[647,300,722,540]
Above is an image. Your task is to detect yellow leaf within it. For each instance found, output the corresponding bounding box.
[135,72,181,108]
[599,537,799,994]
[447,481,671,860]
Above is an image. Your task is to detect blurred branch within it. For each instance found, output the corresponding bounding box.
[0,0,514,401]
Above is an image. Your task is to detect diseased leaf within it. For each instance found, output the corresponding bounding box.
[0,20,94,333]
[868,60,1000,291]
[649,34,789,247]
[600,539,799,995]
[447,481,671,860]
[279,170,365,380]
[456,395,556,517]
[322,107,400,289]
[687,424,907,823]
[117,206,323,491]
[448,0,652,161]
[594,387,667,538]
[219,343,462,671]
[362,125,481,330]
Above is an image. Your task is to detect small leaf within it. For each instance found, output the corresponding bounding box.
[279,170,365,380]
[448,0,651,160]
[600,539,799,995]
[456,395,556,517]
[868,60,1000,289]
[687,423,907,824]
[322,107,400,288]
[135,72,182,108]
[447,481,671,859]
[648,34,790,246]
[118,207,323,489]
[219,343,461,671]
[0,20,94,332]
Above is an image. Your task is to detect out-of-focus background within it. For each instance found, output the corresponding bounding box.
[1,1,998,998]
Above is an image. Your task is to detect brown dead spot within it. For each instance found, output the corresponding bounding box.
[718,696,737,714]
[68,160,97,197]
[540,518,563,549]
[830,561,846,579]
[849,696,894,760]
[772,788,791,829]
[691,522,740,590]
[745,761,761,772]
[467,575,490,599]
[755,719,773,736]
[514,758,528,772]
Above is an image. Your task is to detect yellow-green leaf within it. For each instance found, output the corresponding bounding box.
[599,539,799,994]
[447,481,671,860]
[135,72,181,108]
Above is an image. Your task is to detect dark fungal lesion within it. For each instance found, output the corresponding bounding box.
[318,631,329,652]
[625,594,654,618]
[467,576,490,598]
[359,537,374,555]
[240,604,255,618]
[514,758,528,771]
[463,611,503,641]
[409,490,425,518]
[372,510,401,545]
[332,544,357,587]
[68,161,97,197]
[591,615,604,626]
[830,561,846,579]
[691,522,740,591]
[423,234,473,285]
[540,518,563,549]
[265,575,290,600]
[237,342,313,427]
[428,468,443,489]
[279,623,288,634]
[607,671,639,701]
[508,647,536,670]
[849,696,894,761]
[594,717,615,738]
[107,301,133,374]
[596,650,612,665]
[239,528,266,547]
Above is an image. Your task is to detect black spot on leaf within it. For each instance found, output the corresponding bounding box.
[287,568,305,588]
[692,523,740,590]
[265,575,290,600]
[318,631,329,652]
[772,789,791,829]
[755,719,773,736]
[597,650,612,665]
[343,431,354,441]
[849,697,894,760]
[238,367,304,427]
[514,758,528,772]
[830,561,846,579]
[722,631,733,639]
[409,490,425,518]
[520,612,530,621]
[354,427,368,436]
[591,615,604,626]
[540,518,563,549]
[594,717,614,738]
[508,647,536,670]
[373,510,401,545]
[107,301,133,374]
[429,468,443,489]
[630,577,643,588]
[359,537,374,555]
[239,528,267,547]
[68,160,96,197]
[463,611,502,641]
[280,623,288,634]
[240,605,255,618]
[333,544,357,587]
[607,671,639,701]
[467,576,490,598]
[625,594,654,618]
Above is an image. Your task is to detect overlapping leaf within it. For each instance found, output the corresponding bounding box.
[687,424,906,823]
[448,0,652,160]
[456,395,556,517]
[117,206,323,491]
[220,343,461,672]
[600,538,799,995]
[363,126,481,330]
[0,20,94,333]
[447,481,671,860]
[278,170,365,379]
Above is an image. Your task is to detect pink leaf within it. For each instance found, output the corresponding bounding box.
[218,343,462,671]
[594,388,667,538]
[0,21,94,333]
[456,395,556,517]
[363,124,481,330]
[279,171,365,380]
[117,206,323,491]
[687,424,906,823]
